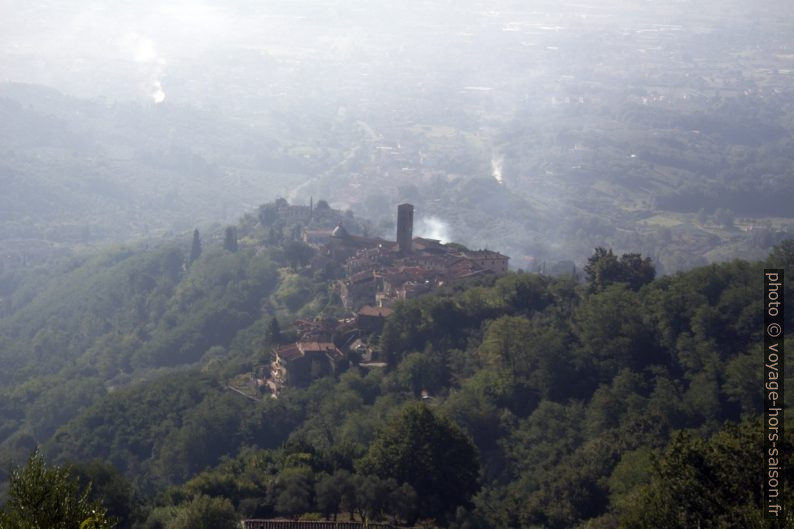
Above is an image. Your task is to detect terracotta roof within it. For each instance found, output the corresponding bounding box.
[358,305,394,318]
[345,270,375,284]
[464,249,509,259]
[298,341,338,353]
[275,343,302,361]
[276,342,344,361]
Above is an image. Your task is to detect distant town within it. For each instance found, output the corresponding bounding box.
[237,200,509,397]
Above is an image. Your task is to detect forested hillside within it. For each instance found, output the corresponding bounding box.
[0,204,792,528]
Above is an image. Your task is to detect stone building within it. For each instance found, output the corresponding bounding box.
[305,204,509,310]
[269,341,345,394]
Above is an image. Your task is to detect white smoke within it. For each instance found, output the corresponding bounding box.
[123,33,167,103]
[491,154,504,184]
[415,216,452,243]
[151,80,166,104]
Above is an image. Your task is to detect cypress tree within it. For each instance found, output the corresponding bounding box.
[223,226,238,252]
[189,228,202,264]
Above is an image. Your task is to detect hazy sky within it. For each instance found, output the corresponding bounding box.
[1,0,793,269]
[4,0,790,105]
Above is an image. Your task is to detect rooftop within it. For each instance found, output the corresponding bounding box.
[358,305,394,318]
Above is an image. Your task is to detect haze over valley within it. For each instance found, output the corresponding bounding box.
[2,0,794,272]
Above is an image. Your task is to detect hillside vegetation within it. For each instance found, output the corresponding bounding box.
[0,204,792,528]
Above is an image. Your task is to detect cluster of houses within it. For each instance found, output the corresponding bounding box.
[264,203,509,396]
[304,203,508,309]
[266,306,391,395]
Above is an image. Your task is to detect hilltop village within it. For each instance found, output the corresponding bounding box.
[243,200,509,396]
[306,203,509,309]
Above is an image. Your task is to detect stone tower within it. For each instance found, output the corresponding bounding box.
[396,203,414,254]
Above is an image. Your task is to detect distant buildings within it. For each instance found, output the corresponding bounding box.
[266,307,393,396]
[303,203,509,309]
[269,341,345,394]
[265,202,509,395]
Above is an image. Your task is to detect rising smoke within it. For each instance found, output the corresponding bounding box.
[491,154,504,184]
[414,216,452,243]
[123,33,166,103]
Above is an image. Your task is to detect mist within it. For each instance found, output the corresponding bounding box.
[1,0,793,273]
[415,216,452,244]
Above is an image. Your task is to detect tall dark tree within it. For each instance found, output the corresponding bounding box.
[618,252,656,291]
[283,241,314,270]
[70,460,136,529]
[189,228,202,265]
[315,470,351,521]
[223,227,238,252]
[359,403,480,524]
[584,247,655,291]
[265,316,282,346]
[584,247,622,291]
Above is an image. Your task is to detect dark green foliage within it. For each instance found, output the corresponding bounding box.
[492,273,554,313]
[0,244,186,380]
[359,403,480,523]
[167,495,239,529]
[272,467,314,517]
[47,374,219,478]
[621,420,794,529]
[282,241,314,270]
[0,234,786,529]
[132,249,278,367]
[274,272,314,313]
[264,316,282,347]
[394,352,448,396]
[379,296,468,365]
[314,470,351,521]
[573,284,661,383]
[442,370,519,454]
[70,460,137,529]
[222,227,237,253]
[0,449,114,529]
[584,247,655,291]
[48,373,306,495]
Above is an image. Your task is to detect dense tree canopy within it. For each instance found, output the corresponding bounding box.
[359,403,480,523]
[584,247,655,291]
[0,450,114,529]
[622,419,794,529]
[0,223,790,528]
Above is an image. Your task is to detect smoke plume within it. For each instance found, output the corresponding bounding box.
[491,154,504,184]
[123,33,166,103]
[415,216,452,243]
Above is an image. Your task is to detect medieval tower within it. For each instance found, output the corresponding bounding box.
[396,203,414,254]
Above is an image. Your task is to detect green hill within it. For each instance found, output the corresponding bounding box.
[1,210,791,526]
